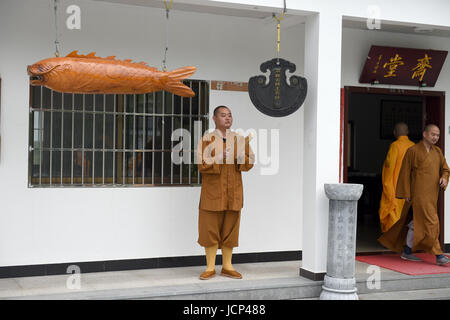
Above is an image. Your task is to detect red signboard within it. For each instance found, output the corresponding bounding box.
[359,45,447,87]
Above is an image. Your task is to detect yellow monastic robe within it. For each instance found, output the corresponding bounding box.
[378,141,450,255]
[379,136,415,232]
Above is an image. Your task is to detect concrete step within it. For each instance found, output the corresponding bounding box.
[359,287,450,300]
[8,273,450,300]
[1,260,450,300]
[355,267,450,296]
[12,277,323,300]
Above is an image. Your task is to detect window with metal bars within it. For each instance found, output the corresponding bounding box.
[28,80,209,187]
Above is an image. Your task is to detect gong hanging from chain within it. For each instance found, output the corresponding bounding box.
[248,3,307,117]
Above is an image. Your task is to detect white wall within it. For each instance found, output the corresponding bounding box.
[1,0,449,268]
[341,27,450,242]
[0,0,304,266]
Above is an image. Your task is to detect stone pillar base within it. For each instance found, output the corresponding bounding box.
[319,275,358,300]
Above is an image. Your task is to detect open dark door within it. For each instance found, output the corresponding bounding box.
[343,86,446,252]
[343,87,350,184]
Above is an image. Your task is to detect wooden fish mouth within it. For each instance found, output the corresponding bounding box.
[29,75,45,85]
[28,64,59,85]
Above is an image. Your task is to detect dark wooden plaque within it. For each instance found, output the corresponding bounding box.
[359,45,447,87]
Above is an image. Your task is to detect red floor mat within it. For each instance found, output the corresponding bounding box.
[356,253,450,275]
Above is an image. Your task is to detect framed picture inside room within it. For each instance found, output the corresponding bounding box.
[380,99,423,141]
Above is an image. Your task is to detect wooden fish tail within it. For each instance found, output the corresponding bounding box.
[161,66,196,97]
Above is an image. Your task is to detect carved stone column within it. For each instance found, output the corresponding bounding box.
[320,183,364,300]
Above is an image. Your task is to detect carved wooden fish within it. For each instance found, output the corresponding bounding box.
[27,51,196,97]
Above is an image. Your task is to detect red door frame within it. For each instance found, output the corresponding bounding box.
[341,86,446,248]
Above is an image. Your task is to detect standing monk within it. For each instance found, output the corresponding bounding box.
[379,122,415,232]
[196,105,255,280]
[378,124,450,265]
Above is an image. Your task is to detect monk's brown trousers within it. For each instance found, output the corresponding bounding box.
[197,209,241,249]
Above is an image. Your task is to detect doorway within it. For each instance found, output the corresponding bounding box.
[343,86,446,253]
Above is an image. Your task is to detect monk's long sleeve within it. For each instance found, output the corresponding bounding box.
[236,145,255,172]
[395,149,412,199]
[382,144,398,203]
[439,149,450,191]
[196,137,221,175]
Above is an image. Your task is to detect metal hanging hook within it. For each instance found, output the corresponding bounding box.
[272,0,286,65]
[162,0,173,72]
[53,0,60,57]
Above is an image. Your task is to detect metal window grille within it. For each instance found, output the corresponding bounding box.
[28,80,209,187]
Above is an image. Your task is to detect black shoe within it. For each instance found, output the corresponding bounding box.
[436,255,450,266]
[401,253,422,262]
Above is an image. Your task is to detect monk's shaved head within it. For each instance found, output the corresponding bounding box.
[424,124,439,133]
[393,122,409,138]
[213,105,230,116]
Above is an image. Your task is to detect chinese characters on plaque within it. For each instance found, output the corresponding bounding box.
[359,46,447,87]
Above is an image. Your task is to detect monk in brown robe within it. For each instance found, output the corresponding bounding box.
[379,122,415,232]
[378,124,450,265]
[196,105,255,280]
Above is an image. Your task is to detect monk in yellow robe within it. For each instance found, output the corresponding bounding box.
[379,122,415,232]
[196,105,255,280]
[378,124,450,265]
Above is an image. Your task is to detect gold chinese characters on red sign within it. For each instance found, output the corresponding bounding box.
[359,45,447,87]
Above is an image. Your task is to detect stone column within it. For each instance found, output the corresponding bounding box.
[320,183,363,300]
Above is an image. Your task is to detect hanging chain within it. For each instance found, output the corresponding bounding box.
[53,0,60,57]
[162,0,173,72]
[272,0,286,64]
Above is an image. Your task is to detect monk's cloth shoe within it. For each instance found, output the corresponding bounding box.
[199,270,216,280]
[220,268,242,279]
